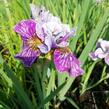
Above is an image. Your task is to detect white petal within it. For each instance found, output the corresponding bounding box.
[104,55,109,65]
[95,48,106,58]
[97,39,109,52]
[30,4,45,22]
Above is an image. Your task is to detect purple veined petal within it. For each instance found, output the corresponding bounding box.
[53,49,69,72]
[14,20,36,41]
[67,53,84,77]
[15,47,40,67]
[22,40,28,49]
[53,48,84,77]
[104,54,109,65]
[69,65,84,77]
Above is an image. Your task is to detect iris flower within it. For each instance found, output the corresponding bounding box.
[14,4,84,77]
[89,39,109,65]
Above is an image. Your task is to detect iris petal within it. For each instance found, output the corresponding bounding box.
[104,55,109,65]
[89,47,108,61]
[14,20,36,41]
[38,35,52,53]
[60,28,76,42]
[89,52,98,61]
[54,49,83,77]
[15,47,40,67]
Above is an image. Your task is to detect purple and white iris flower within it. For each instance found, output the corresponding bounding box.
[14,4,84,77]
[89,39,109,65]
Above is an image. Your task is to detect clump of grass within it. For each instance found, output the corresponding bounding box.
[0,0,109,109]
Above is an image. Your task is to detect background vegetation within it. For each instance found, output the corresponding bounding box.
[0,0,109,109]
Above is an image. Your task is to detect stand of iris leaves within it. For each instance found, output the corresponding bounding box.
[0,0,109,109]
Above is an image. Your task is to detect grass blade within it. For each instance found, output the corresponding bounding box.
[39,82,66,108]
[70,0,92,51]
[79,8,109,65]
[66,97,80,109]
[3,63,35,109]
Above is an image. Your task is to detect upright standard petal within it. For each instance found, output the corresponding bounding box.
[54,48,84,77]
[35,22,45,41]
[15,47,40,67]
[97,38,109,52]
[14,20,36,41]
[42,22,73,49]
[30,4,46,21]
[30,4,61,23]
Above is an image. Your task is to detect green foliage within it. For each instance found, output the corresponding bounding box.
[0,0,109,108]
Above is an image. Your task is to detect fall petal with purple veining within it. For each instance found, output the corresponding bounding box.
[54,48,84,77]
[14,20,44,66]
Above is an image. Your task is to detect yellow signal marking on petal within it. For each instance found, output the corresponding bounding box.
[57,47,71,53]
[27,36,42,50]
[45,50,53,60]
